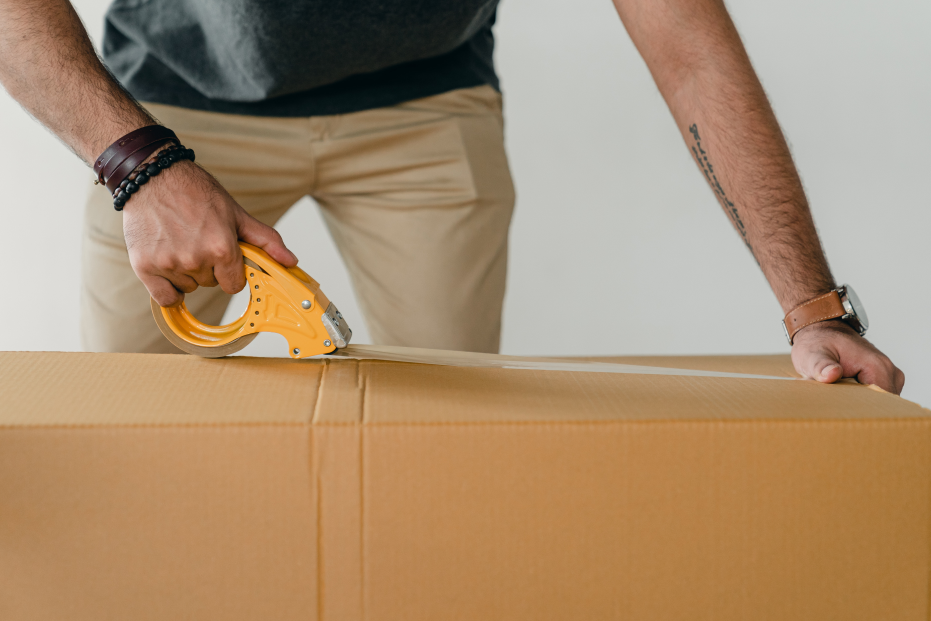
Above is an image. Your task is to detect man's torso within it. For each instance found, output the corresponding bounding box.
[103,0,501,117]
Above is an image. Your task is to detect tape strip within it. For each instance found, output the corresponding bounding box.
[330,345,796,381]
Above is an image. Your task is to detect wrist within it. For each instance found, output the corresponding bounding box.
[111,145,196,211]
[81,115,157,165]
[122,159,198,205]
[790,318,856,344]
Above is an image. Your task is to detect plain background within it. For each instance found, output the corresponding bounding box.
[1,0,928,406]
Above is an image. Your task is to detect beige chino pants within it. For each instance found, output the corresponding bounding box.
[81,85,515,354]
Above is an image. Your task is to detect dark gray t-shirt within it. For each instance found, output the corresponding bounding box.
[102,0,500,117]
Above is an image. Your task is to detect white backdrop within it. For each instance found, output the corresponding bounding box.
[1,0,928,406]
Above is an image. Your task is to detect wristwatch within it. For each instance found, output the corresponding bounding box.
[782,284,869,345]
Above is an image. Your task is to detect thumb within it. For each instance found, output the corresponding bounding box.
[799,349,844,384]
[238,213,299,267]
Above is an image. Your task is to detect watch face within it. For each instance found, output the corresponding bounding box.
[843,285,869,331]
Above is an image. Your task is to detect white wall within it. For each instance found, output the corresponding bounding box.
[1,0,928,406]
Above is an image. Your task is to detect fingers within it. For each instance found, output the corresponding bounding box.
[131,244,240,304]
[189,266,220,289]
[130,252,189,307]
[894,367,906,394]
[238,213,299,267]
[213,242,247,295]
[168,245,243,296]
[167,253,230,290]
[141,274,184,308]
[856,357,903,395]
[169,274,199,294]
[791,323,905,396]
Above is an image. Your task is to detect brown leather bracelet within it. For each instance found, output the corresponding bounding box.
[94,126,178,190]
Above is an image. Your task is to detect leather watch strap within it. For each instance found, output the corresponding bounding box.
[783,290,846,344]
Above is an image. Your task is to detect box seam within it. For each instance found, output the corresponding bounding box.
[311,359,328,425]
[927,433,931,621]
[357,360,367,425]
[314,427,324,621]
[359,417,366,621]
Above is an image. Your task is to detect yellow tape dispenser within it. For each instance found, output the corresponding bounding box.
[151,242,352,359]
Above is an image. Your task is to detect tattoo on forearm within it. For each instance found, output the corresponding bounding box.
[688,124,754,255]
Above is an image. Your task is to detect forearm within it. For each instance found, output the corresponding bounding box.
[670,72,835,312]
[614,0,834,312]
[0,0,153,165]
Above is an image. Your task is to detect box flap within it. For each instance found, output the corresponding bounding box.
[0,352,322,427]
[1,351,926,428]
[313,358,928,424]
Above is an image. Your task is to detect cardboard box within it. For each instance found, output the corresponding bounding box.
[1,350,929,620]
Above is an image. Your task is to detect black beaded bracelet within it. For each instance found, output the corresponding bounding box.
[112,145,196,212]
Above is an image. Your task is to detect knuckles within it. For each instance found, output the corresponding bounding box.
[176,254,203,273]
[138,242,239,276]
[150,254,177,274]
[211,244,237,265]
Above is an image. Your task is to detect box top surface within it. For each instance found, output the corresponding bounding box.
[0,351,926,427]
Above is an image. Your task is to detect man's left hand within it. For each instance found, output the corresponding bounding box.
[790,320,905,394]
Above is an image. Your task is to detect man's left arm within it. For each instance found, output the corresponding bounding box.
[611,0,904,393]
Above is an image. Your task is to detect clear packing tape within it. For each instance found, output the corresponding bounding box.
[330,345,796,381]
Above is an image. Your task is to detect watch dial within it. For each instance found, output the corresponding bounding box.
[845,285,869,330]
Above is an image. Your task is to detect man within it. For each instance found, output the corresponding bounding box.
[0,0,904,392]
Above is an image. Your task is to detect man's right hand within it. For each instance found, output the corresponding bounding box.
[1,2,300,307]
[123,160,298,307]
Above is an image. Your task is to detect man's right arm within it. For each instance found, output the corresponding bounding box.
[0,0,297,306]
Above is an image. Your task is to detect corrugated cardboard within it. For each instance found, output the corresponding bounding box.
[1,350,929,620]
